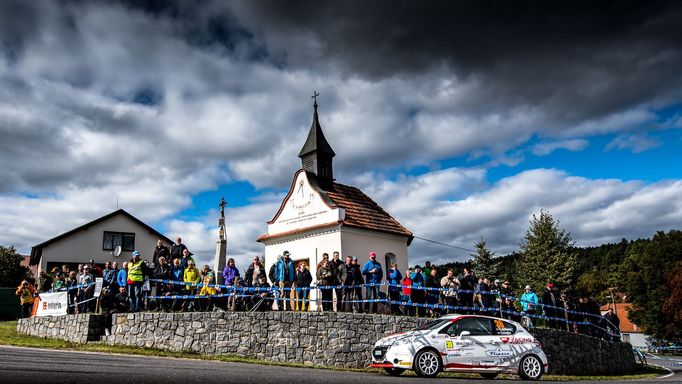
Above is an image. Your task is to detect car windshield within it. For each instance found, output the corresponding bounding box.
[414,319,450,331]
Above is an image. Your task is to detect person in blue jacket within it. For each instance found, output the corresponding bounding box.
[361,252,383,314]
[167,258,185,311]
[410,265,427,317]
[102,261,118,291]
[387,262,403,315]
[116,262,128,291]
[521,284,539,314]
[275,251,295,311]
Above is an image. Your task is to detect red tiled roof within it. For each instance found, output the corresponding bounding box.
[600,303,641,333]
[322,182,413,242]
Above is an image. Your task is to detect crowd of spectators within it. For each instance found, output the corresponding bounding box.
[21,236,621,340]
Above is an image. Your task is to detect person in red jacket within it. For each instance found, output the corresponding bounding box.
[402,268,413,315]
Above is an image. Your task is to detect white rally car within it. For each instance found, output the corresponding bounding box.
[370,314,548,380]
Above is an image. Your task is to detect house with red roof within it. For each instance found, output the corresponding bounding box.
[601,302,650,348]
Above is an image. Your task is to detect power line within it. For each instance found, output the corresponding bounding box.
[413,236,476,253]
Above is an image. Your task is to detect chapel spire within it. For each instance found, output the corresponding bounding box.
[298,91,335,187]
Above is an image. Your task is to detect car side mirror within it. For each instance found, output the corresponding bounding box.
[459,331,471,337]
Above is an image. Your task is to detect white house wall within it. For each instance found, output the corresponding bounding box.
[622,333,649,348]
[38,214,167,273]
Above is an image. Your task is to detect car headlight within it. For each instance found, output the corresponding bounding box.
[392,337,412,346]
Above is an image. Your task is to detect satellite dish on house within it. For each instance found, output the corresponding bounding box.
[112,245,122,258]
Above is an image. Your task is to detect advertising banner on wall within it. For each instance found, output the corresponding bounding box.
[94,278,103,297]
[34,291,68,317]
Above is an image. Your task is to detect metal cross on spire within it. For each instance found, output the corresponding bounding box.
[311,91,320,111]
[218,197,227,241]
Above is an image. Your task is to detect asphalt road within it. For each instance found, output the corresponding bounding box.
[0,345,678,384]
[645,353,682,382]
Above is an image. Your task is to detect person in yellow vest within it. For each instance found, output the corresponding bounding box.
[127,251,148,312]
[198,274,216,311]
[183,260,201,311]
[16,280,36,318]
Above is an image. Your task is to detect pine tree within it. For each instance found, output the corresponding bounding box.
[470,238,498,279]
[515,210,578,292]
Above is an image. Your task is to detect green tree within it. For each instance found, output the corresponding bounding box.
[0,245,29,287]
[470,238,498,278]
[515,210,578,292]
[621,230,682,341]
[575,267,608,297]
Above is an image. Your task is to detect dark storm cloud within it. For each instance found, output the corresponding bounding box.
[229,1,682,76]
[228,0,682,129]
[0,1,41,64]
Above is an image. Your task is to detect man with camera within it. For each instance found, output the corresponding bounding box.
[440,268,459,314]
[16,280,36,318]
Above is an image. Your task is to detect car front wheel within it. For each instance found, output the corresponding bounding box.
[414,349,442,378]
[383,368,405,376]
[518,354,543,381]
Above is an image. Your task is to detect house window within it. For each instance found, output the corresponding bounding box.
[103,231,135,251]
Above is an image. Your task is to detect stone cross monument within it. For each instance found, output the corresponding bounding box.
[214,197,227,284]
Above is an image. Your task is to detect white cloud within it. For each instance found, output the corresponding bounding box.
[531,139,589,156]
[606,134,662,153]
[364,168,682,266]
[560,109,656,137]
[166,201,280,270]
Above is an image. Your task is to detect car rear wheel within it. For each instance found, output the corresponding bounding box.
[383,368,405,376]
[480,373,498,379]
[414,349,442,378]
[518,354,543,380]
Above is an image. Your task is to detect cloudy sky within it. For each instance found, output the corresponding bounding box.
[1,0,681,269]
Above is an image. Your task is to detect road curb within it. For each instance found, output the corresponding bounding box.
[647,363,674,380]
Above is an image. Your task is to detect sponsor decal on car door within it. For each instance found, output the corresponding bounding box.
[443,336,477,367]
[440,317,491,368]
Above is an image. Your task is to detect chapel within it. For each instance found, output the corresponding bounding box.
[258,97,413,308]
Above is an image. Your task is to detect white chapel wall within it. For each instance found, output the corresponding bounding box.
[262,228,342,311]
[339,228,409,282]
[263,228,342,279]
[268,171,343,236]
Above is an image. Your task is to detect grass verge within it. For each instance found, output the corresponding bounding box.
[0,320,667,380]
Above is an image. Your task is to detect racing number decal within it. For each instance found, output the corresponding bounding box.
[445,340,454,349]
[494,319,515,335]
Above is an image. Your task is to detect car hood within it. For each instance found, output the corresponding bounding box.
[377,330,429,346]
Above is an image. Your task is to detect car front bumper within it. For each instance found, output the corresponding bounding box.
[370,345,414,369]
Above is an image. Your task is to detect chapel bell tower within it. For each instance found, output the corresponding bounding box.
[298,93,335,188]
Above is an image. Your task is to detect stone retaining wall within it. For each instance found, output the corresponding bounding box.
[17,314,104,343]
[18,312,635,375]
[530,328,635,375]
[105,312,427,368]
